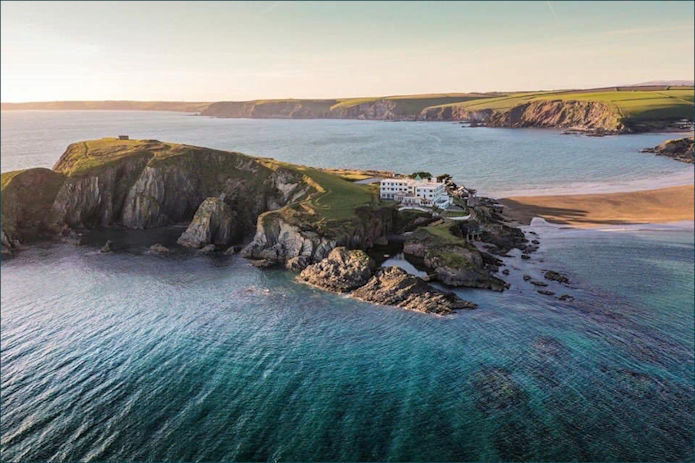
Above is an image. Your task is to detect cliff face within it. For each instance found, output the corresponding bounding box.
[240,205,395,268]
[1,139,315,252]
[201,100,337,119]
[422,100,624,132]
[1,168,66,250]
[331,100,401,120]
[202,98,627,132]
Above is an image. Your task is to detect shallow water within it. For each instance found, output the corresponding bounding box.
[1,111,693,461]
[1,110,692,196]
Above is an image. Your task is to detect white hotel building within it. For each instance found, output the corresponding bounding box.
[379,177,452,208]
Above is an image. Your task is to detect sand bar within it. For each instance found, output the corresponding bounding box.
[499,185,694,228]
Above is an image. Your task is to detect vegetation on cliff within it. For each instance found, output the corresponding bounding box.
[1,138,380,257]
[200,87,693,132]
[422,88,694,132]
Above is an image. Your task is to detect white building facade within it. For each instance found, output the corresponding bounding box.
[380,177,451,208]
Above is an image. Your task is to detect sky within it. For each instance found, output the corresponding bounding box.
[1,1,693,102]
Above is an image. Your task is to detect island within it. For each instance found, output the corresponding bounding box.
[1,138,533,314]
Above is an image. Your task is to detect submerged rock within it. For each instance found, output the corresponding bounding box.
[149,243,170,255]
[529,280,548,287]
[299,247,375,292]
[537,289,555,296]
[471,368,528,412]
[100,240,113,253]
[558,294,574,302]
[250,259,277,269]
[351,266,477,315]
[544,270,570,284]
[177,197,238,249]
[197,244,216,254]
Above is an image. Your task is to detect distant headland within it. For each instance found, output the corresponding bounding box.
[2,84,693,134]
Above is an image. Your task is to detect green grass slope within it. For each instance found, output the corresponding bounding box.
[425,87,694,123]
[53,138,377,226]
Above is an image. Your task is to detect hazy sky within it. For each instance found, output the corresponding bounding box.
[1,1,693,102]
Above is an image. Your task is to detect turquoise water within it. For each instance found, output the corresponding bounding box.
[1,111,693,461]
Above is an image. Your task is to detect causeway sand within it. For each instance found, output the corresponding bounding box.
[499,184,694,228]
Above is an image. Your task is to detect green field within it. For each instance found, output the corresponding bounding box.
[261,160,375,222]
[331,93,499,115]
[424,87,695,122]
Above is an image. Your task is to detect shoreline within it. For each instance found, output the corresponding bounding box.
[499,184,694,228]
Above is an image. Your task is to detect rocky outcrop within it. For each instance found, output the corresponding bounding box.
[403,230,507,291]
[641,137,694,163]
[149,243,170,255]
[241,212,337,265]
[294,247,476,315]
[177,197,238,248]
[299,247,375,292]
[1,168,66,253]
[241,205,394,267]
[352,267,477,315]
[544,270,570,284]
[422,100,625,133]
[1,139,315,249]
[331,99,400,120]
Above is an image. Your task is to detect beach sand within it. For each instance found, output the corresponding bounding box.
[499,184,694,228]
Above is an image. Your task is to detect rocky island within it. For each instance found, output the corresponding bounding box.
[640,136,694,163]
[1,138,532,314]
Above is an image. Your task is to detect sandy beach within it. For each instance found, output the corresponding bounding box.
[499,184,694,228]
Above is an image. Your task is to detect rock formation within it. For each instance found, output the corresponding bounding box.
[177,197,238,248]
[297,247,477,314]
[298,247,375,292]
[1,139,314,253]
[352,266,477,315]
[641,137,694,163]
[403,227,508,291]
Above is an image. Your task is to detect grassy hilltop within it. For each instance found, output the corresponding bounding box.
[0,138,378,244]
[424,87,694,124]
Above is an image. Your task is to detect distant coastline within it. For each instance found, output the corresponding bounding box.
[3,84,693,134]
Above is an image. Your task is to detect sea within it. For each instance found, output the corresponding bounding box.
[1,111,693,461]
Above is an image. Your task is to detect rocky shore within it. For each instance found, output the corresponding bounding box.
[298,248,477,314]
[640,136,694,163]
[2,138,533,314]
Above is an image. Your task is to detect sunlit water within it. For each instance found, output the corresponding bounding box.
[1,111,693,461]
[1,110,693,196]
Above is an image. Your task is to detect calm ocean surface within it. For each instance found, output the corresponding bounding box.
[1,111,693,461]
[1,110,693,196]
